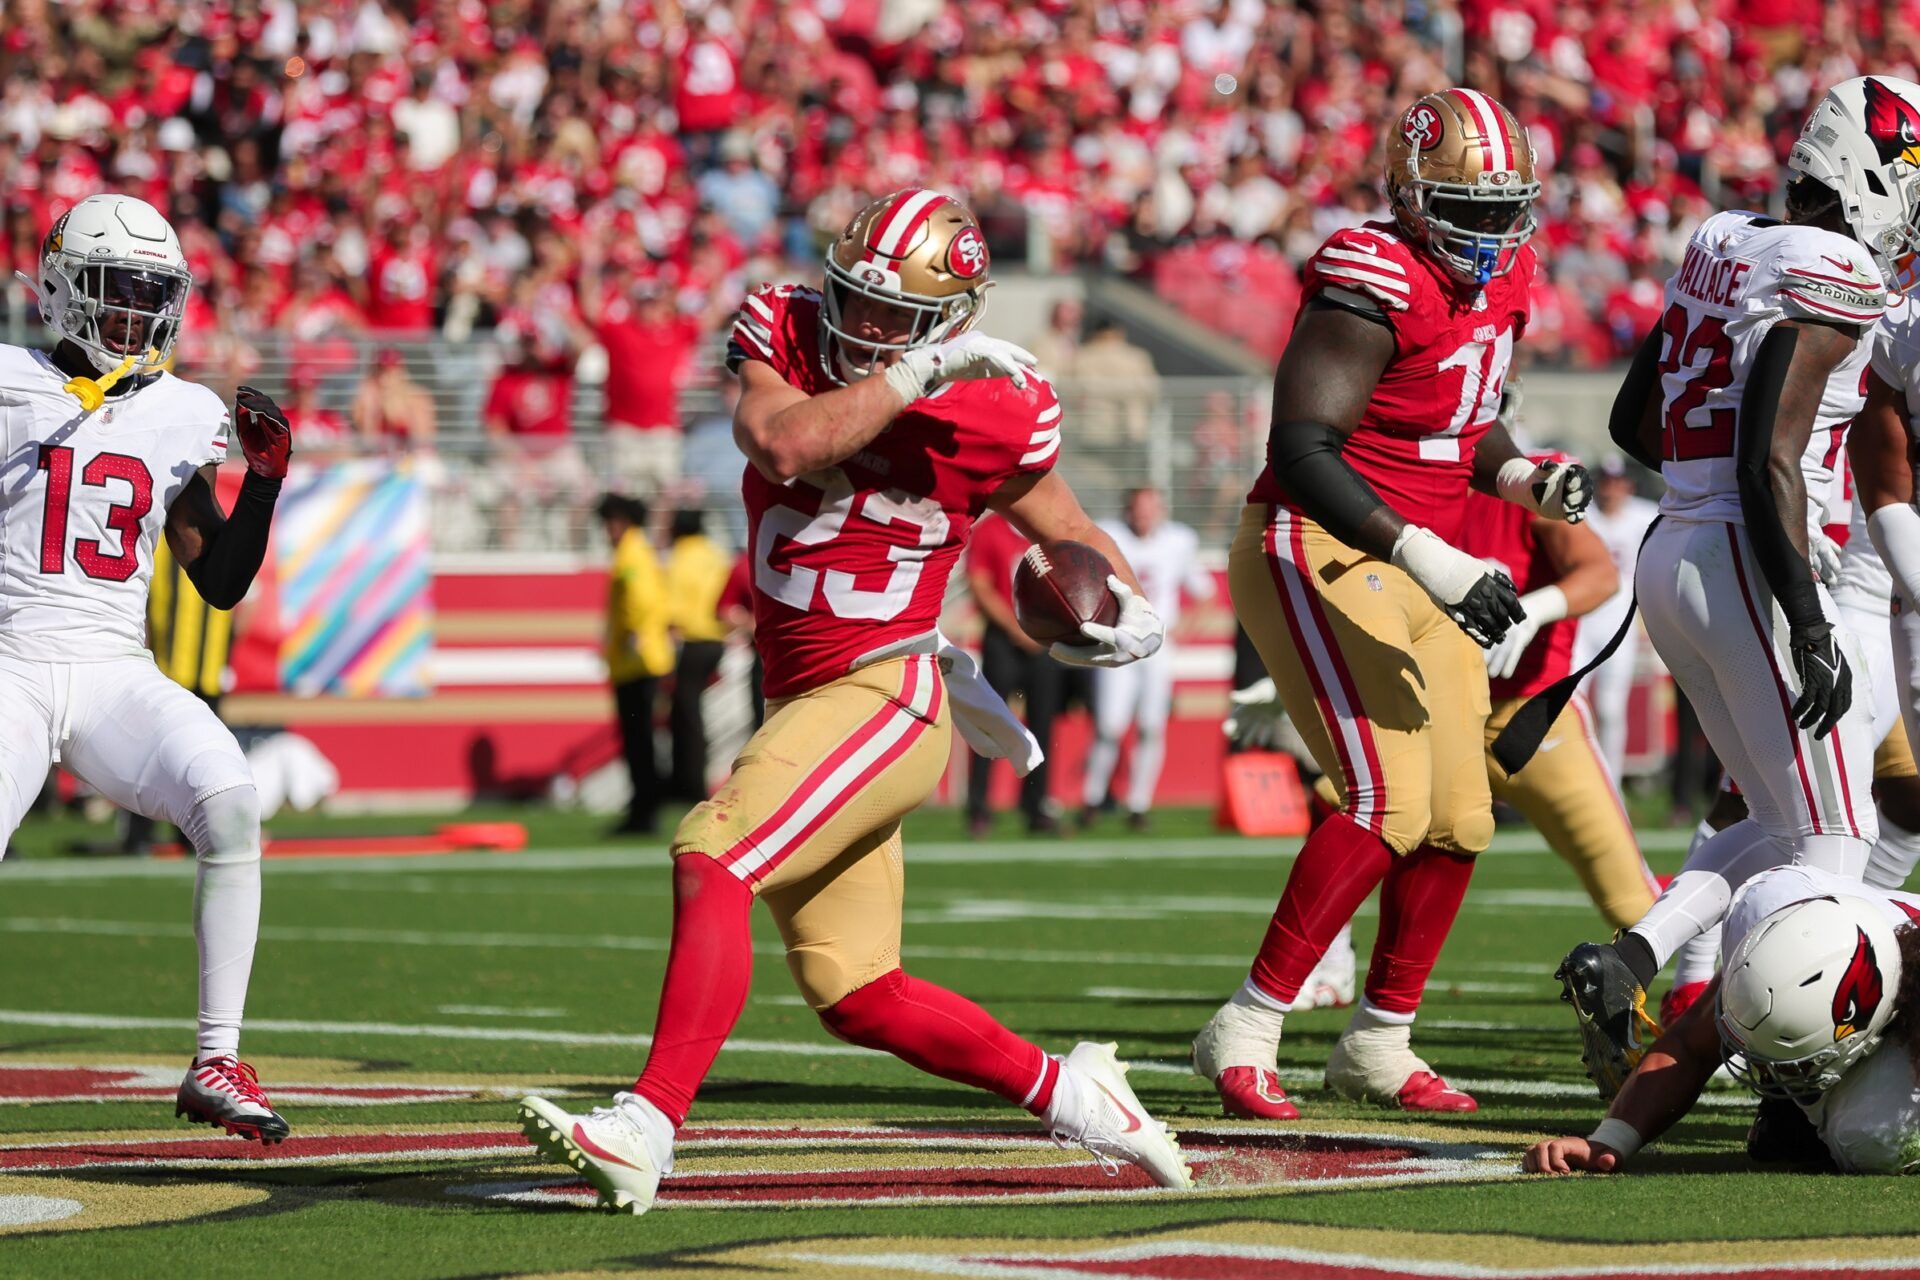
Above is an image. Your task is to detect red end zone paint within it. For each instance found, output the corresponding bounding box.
[928,1249,1920,1280]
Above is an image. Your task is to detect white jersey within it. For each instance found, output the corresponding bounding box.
[1096,518,1213,632]
[1656,210,1884,529]
[1834,492,1896,612]
[0,345,228,662]
[1580,493,1659,655]
[1723,865,1920,1173]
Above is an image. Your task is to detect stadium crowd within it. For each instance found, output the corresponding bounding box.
[4,0,1915,397]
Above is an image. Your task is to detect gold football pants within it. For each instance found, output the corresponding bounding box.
[1485,694,1660,929]
[671,654,951,1009]
[1230,504,1494,856]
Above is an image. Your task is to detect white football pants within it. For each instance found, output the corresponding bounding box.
[1626,520,1876,969]
[0,655,262,1059]
[1082,645,1176,813]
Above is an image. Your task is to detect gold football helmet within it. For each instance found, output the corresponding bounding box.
[821,188,992,382]
[1384,88,1539,286]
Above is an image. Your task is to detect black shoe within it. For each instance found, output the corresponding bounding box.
[1074,806,1098,832]
[966,814,991,838]
[1747,1095,1835,1168]
[1125,810,1149,833]
[1555,942,1661,1102]
[1027,812,1062,836]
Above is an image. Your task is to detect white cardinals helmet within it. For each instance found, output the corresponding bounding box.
[26,194,193,376]
[1788,76,1920,285]
[1717,894,1904,1102]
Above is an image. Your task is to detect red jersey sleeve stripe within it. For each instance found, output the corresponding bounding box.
[732,319,775,356]
[1317,246,1406,275]
[1779,290,1881,323]
[745,293,778,324]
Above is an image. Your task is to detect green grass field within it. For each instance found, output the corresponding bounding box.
[1,806,1916,1279]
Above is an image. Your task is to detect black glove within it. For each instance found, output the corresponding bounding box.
[1534,460,1593,523]
[1451,569,1527,648]
[1789,621,1851,739]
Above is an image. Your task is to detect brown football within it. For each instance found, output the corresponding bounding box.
[1012,539,1120,645]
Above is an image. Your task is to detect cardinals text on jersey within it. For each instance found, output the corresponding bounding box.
[727,283,1061,698]
[1656,210,1885,528]
[0,344,228,661]
[1248,221,1535,543]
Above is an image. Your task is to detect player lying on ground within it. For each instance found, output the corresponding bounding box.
[3,194,291,1140]
[520,189,1188,1213]
[1525,865,1920,1174]
[1556,76,1920,1100]
[1193,86,1592,1121]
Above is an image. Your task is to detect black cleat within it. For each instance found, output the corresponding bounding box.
[1556,942,1662,1102]
[1746,1095,1835,1168]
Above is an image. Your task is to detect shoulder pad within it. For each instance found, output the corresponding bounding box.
[1776,232,1886,326]
[728,283,784,366]
[1305,228,1416,313]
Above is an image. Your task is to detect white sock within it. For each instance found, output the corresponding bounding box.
[183,786,262,1062]
[1627,819,1782,970]
[1127,728,1166,814]
[1867,811,1920,891]
[1233,978,1293,1018]
[1348,997,1414,1030]
[1082,733,1121,810]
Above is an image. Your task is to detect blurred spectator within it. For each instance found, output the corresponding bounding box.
[597,493,673,837]
[717,551,761,728]
[696,133,779,248]
[281,371,351,461]
[352,348,435,453]
[582,253,702,499]
[964,513,1064,837]
[681,378,749,549]
[484,333,588,548]
[1030,297,1084,377]
[1070,319,1160,445]
[664,509,731,802]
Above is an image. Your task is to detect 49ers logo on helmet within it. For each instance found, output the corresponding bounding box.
[947,225,988,279]
[1863,77,1920,168]
[1403,104,1444,151]
[1832,927,1886,1041]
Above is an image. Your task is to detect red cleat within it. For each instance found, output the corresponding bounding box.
[1661,979,1710,1028]
[1395,1070,1478,1113]
[177,1056,290,1143]
[1213,1066,1301,1120]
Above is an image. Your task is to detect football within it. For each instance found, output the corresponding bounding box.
[1012,539,1120,645]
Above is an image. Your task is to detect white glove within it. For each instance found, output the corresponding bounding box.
[1496,457,1593,524]
[1051,576,1164,668]
[1869,503,1920,612]
[883,331,1038,404]
[1390,525,1525,647]
[1223,677,1286,749]
[1481,585,1568,680]
[1809,527,1844,588]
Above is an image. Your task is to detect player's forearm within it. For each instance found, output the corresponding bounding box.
[1555,556,1618,617]
[1470,420,1526,497]
[180,473,283,610]
[1074,522,1144,595]
[1267,419,1404,560]
[737,375,904,483]
[1609,326,1665,470]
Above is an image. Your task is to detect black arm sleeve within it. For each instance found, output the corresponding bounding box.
[182,472,283,610]
[1267,419,1391,547]
[1608,325,1664,471]
[1735,326,1824,629]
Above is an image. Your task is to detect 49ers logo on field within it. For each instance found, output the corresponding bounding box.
[947,225,989,279]
[1403,104,1444,150]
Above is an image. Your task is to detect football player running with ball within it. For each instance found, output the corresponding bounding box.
[1557,77,1920,1100]
[1191,88,1591,1120]
[2,195,291,1140]
[519,190,1187,1213]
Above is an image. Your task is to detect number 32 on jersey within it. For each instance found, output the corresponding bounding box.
[755,468,950,621]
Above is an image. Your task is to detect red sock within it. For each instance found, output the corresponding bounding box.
[632,857,754,1127]
[820,969,1059,1115]
[1249,813,1395,1005]
[1365,844,1477,1014]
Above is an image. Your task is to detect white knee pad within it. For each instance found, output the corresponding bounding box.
[183,784,262,865]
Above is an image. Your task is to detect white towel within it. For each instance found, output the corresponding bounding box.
[937,633,1044,777]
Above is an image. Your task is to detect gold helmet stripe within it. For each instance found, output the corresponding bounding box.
[1450,86,1512,172]
[868,188,952,260]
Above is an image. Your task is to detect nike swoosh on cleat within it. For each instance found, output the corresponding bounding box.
[1094,1081,1143,1133]
[570,1123,643,1171]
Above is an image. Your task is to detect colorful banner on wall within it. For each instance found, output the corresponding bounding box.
[272,460,434,697]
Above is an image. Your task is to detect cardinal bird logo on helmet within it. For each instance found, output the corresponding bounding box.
[1832,927,1886,1041]
[1863,77,1920,167]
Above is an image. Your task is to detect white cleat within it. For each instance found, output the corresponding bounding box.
[518,1092,675,1214]
[1292,925,1358,1011]
[1046,1041,1194,1190]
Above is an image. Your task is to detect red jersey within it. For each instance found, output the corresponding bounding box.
[968,513,1028,611]
[1250,222,1535,544]
[1459,483,1576,702]
[484,370,573,438]
[727,283,1062,699]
